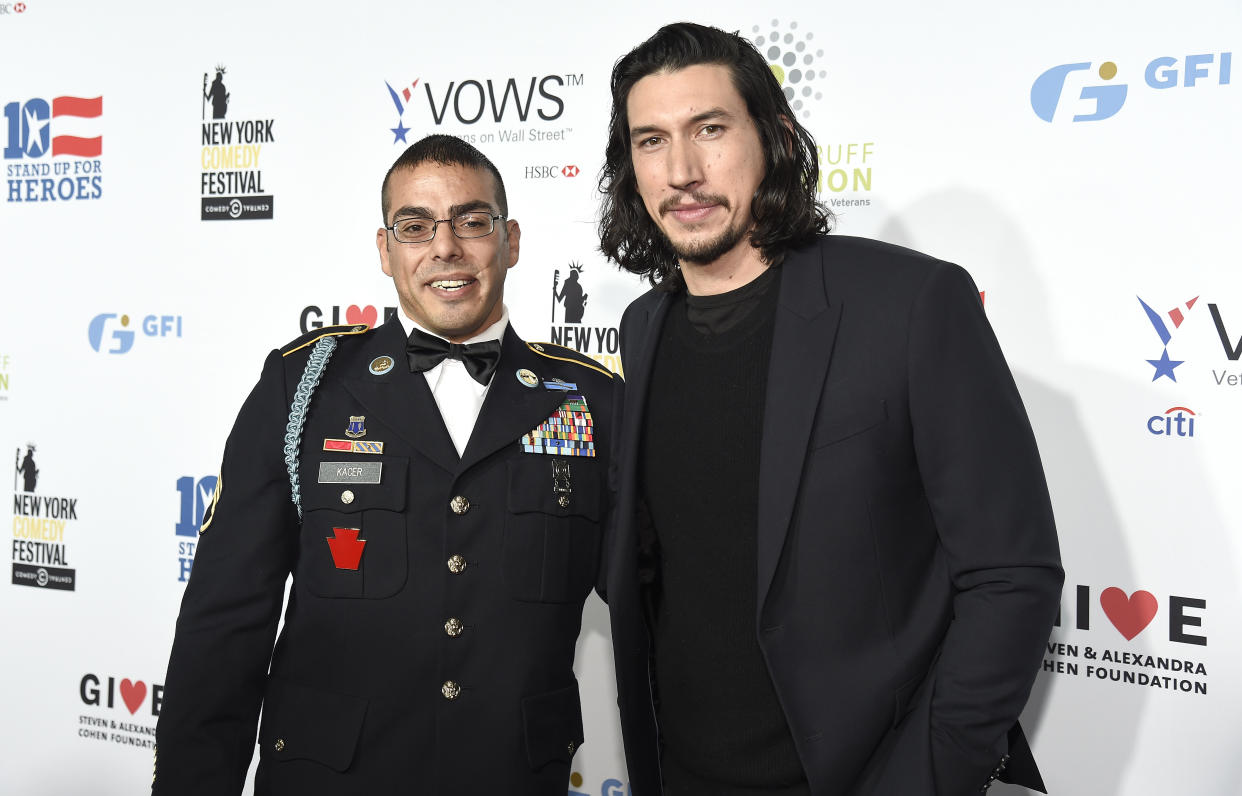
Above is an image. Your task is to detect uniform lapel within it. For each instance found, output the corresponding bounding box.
[756,245,842,616]
[457,327,569,473]
[341,319,460,474]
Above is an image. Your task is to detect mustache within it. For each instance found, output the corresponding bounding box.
[658,191,730,216]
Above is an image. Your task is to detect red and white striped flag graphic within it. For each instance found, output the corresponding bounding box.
[51,96,102,157]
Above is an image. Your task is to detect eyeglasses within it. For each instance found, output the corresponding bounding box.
[385,211,505,244]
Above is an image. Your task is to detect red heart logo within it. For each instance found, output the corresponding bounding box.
[1100,587,1158,641]
[119,679,147,715]
[345,305,377,327]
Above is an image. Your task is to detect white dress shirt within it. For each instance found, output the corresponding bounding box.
[395,307,509,457]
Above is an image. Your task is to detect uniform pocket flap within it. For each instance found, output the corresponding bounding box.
[258,677,367,773]
[522,681,585,771]
[810,400,888,450]
[301,456,408,512]
[507,460,599,521]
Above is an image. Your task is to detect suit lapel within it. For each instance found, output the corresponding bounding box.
[457,327,569,473]
[340,319,460,474]
[756,245,842,615]
[620,294,671,473]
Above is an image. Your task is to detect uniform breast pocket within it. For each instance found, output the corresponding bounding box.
[297,457,408,599]
[504,458,601,604]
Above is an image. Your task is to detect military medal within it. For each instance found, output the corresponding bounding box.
[552,460,572,508]
[323,439,384,454]
[520,393,595,456]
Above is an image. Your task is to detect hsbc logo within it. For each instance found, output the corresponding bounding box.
[524,164,579,180]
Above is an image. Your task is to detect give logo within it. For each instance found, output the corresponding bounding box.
[1057,584,1206,646]
[1099,587,1158,641]
[345,304,377,327]
[80,673,163,716]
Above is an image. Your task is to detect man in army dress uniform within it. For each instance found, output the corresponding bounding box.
[154,135,619,795]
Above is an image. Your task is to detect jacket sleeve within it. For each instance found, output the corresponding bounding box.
[905,263,1063,795]
[153,349,300,795]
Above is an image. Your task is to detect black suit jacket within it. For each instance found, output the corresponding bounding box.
[608,236,1063,796]
[155,319,620,796]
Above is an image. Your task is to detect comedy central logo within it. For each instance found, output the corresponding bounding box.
[751,19,827,120]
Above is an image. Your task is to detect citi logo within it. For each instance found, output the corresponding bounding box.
[524,164,579,179]
[1031,51,1231,122]
[87,313,182,354]
[1147,406,1196,438]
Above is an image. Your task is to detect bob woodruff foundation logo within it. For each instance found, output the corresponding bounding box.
[751,19,827,120]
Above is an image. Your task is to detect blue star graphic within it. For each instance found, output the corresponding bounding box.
[390,119,410,144]
[1147,348,1184,382]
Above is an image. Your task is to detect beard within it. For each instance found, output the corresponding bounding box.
[655,192,751,266]
[660,216,751,266]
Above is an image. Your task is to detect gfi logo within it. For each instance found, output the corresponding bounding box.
[87,313,182,354]
[1147,406,1196,438]
[1031,52,1231,122]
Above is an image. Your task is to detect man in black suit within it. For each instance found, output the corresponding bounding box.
[598,23,1063,796]
[155,135,619,795]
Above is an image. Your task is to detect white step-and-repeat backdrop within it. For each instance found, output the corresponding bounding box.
[1,1,1238,793]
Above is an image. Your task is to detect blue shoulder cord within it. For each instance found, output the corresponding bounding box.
[283,336,338,519]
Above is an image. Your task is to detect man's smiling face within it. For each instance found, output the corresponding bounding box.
[627,63,767,267]
[377,162,519,342]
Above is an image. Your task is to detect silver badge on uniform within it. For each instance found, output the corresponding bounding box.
[318,461,383,484]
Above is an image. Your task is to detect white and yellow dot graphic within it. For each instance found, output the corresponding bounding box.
[752,19,827,118]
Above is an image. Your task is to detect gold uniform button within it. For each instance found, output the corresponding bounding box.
[340,489,355,505]
[450,495,470,515]
[557,495,570,508]
[444,617,464,637]
[447,555,467,574]
[442,680,461,700]
[274,739,286,752]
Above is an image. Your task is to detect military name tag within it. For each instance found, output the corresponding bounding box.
[318,461,383,484]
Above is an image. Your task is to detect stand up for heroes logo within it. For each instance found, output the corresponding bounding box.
[4,94,102,202]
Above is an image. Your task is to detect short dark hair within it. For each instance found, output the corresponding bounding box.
[598,22,831,287]
[381,134,508,221]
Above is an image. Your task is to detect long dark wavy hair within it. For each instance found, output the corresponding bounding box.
[598,22,832,287]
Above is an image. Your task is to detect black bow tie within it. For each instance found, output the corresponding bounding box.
[406,327,502,385]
